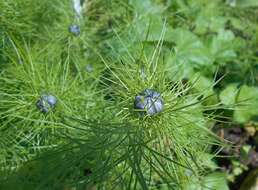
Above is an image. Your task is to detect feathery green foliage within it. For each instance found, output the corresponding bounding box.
[1,0,258,189]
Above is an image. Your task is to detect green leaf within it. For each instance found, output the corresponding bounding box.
[219,84,239,105]
[233,85,258,123]
[134,15,166,42]
[203,172,229,190]
[236,0,258,7]
[169,28,213,69]
[185,172,229,190]
[165,53,195,80]
[193,74,218,105]
[194,74,214,93]
[209,29,237,63]
[240,145,251,159]
[129,0,173,43]
[193,1,228,34]
[195,16,227,34]
[129,0,163,15]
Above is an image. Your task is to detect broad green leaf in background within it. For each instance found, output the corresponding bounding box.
[198,153,218,170]
[219,83,239,105]
[202,172,230,190]
[193,1,227,34]
[195,16,227,34]
[129,0,163,15]
[235,0,258,7]
[192,73,218,105]
[133,15,166,42]
[185,172,229,190]
[129,0,173,42]
[209,29,237,64]
[193,73,214,94]
[233,85,258,123]
[167,28,214,75]
[165,52,195,81]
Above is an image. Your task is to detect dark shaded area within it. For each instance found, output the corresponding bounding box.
[213,124,258,190]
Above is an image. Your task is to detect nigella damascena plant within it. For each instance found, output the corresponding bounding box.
[36,94,57,113]
[68,24,80,36]
[134,89,164,116]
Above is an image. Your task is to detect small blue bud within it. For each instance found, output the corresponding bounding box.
[85,64,93,73]
[42,95,57,107]
[69,24,80,36]
[36,94,57,113]
[134,89,163,116]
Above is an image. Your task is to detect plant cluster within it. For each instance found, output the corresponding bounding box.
[0,0,257,190]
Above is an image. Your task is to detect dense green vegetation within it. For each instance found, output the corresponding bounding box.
[0,0,257,189]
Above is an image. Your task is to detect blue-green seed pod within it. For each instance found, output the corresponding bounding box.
[134,89,163,116]
[85,64,93,73]
[36,94,57,113]
[69,24,80,36]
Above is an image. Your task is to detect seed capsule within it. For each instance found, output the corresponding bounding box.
[36,94,57,113]
[85,64,93,73]
[134,89,163,116]
[69,24,80,36]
